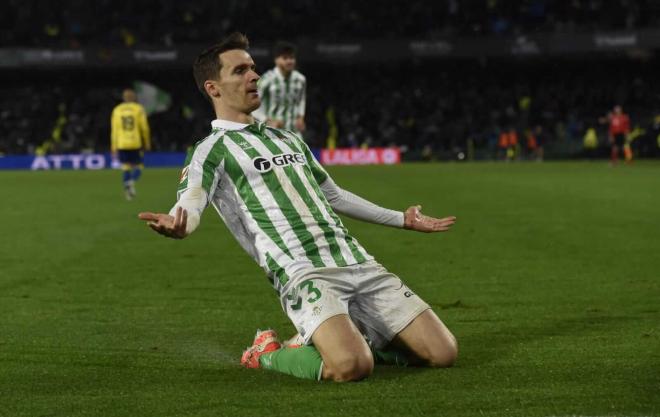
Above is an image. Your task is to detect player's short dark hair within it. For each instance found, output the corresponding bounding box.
[273,41,296,58]
[193,32,250,101]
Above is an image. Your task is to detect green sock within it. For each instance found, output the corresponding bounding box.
[259,346,324,380]
[373,348,409,367]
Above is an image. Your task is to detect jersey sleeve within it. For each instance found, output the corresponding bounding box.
[319,176,404,228]
[171,135,226,235]
[177,135,225,197]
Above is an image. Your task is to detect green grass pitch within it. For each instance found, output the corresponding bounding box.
[1,162,659,417]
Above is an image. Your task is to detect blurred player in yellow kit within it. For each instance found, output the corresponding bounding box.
[111,89,151,200]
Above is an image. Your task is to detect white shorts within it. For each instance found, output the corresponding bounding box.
[278,260,430,349]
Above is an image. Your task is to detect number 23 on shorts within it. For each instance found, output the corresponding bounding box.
[286,280,322,311]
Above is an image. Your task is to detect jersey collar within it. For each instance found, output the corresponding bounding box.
[211,118,266,134]
[211,119,249,131]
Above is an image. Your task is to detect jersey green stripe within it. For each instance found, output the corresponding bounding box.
[201,136,226,193]
[250,128,348,267]
[222,150,295,261]
[280,131,367,263]
[225,131,325,268]
[266,253,289,286]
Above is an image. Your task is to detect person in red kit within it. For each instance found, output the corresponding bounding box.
[607,105,631,164]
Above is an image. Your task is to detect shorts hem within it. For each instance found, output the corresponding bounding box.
[382,304,431,347]
[301,311,348,346]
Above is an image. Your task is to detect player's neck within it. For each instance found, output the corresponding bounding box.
[214,104,254,125]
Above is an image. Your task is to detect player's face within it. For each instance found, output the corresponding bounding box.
[275,54,296,73]
[217,50,261,113]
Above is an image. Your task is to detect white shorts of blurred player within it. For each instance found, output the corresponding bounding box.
[279,260,430,350]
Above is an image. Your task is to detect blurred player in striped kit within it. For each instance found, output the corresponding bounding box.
[111,89,151,200]
[253,41,307,135]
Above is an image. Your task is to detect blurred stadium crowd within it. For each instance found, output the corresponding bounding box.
[3,0,658,47]
[3,60,660,158]
[2,0,660,159]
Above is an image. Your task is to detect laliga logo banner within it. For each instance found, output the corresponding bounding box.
[320,148,401,166]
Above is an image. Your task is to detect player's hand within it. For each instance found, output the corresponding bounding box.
[403,205,456,233]
[138,206,188,239]
[266,119,284,128]
[294,116,306,132]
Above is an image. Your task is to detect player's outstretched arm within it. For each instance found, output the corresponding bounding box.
[403,205,456,233]
[319,177,456,232]
[138,206,188,239]
[302,139,457,232]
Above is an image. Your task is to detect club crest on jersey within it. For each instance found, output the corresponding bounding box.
[236,141,253,150]
[252,153,306,173]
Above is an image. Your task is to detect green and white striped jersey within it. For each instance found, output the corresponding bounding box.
[177,119,372,290]
[253,68,306,132]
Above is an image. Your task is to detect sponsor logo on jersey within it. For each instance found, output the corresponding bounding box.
[252,153,306,173]
[253,157,272,172]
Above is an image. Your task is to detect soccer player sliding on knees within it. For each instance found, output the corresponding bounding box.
[139,32,457,382]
